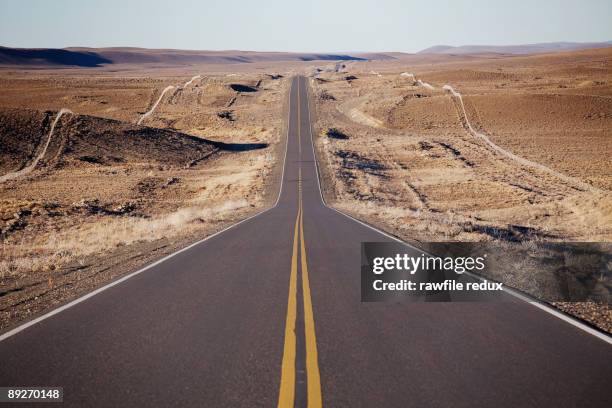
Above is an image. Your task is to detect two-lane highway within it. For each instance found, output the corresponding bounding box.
[0,77,610,407]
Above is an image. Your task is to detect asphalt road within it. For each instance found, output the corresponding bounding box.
[0,76,610,407]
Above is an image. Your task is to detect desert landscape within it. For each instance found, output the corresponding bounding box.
[310,47,612,331]
[0,64,290,327]
[0,45,610,333]
[2,0,611,404]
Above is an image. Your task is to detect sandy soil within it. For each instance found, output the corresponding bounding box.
[0,67,289,329]
[310,48,612,331]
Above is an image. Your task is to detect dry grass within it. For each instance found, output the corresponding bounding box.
[0,199,248,279]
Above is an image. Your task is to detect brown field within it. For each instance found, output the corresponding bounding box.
[312,48,612,241]
[310,48,612,330]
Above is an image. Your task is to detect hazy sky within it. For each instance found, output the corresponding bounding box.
[1,0,611,52]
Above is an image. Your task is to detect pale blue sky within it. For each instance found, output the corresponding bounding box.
[1,0,611,52]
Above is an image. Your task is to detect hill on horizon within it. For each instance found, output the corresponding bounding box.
[0,46,381,68]
[3,42,611,68]
[418,41,612,55]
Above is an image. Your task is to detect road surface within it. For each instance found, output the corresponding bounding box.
[0,77,610,407]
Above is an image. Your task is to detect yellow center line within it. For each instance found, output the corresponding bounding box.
[278,78,322,408]
[300,195,323,408]
[277,198,300,407]
[297,79,301,154]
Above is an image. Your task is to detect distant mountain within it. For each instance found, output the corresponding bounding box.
[0,46,380,67]
[352,52,398,60]
[0,47,112,67]
[418,41,612,55]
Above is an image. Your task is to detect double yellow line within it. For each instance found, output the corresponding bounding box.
[277,79,322,408]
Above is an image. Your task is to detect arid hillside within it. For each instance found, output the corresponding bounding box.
[312,48,612,241]
[310,48,612,331]
[0,108,224,174]
[0,69,289,328]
